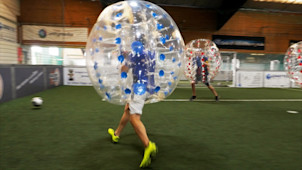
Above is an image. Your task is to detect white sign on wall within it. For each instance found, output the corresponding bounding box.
[63,67,92,86]
[236,71,264,87]
[22,25,88,42]
[263,71,290,88]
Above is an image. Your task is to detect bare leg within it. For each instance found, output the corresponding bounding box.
[133,112,157,168]
[130,114,149,147]
[115,104,130,137]
[191,83,196,96]
[208,85,218,97]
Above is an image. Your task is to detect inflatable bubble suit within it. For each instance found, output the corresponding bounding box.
[184,39,222,83]
[86,0,185,105]
[284,41,302,88]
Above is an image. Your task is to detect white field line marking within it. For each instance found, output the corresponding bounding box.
[163,99,302,102]
[287,110,299,114]
[176,86,230,89]
[176,87,302,90]
[280,88,302,92]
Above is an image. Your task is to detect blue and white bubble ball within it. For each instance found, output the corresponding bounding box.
[86,0,185,105]
[184,39,222,83]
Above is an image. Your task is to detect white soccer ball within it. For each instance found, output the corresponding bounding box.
[32,97,43,107]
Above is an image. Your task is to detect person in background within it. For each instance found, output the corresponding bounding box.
[190,54,219,102]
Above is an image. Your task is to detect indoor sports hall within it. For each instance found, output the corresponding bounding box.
[0,0,301,169]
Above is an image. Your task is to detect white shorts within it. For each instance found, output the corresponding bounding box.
[129,93,147,115]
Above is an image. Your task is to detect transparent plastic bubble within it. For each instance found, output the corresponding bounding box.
[284,41,302,88]
[184,39,222,83]
[86,0,185,105]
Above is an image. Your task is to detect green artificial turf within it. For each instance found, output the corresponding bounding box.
[0,86,301,170]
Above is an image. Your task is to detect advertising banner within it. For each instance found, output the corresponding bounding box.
[236,71,264,87]
[0,68,13,103]
[63,67,92,86]
[15,67,45,98]
[264,71,290,88]
[22,25,88,42]
[46,67,63,89]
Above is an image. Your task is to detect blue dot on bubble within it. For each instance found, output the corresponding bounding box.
[168,82,172,86]
[174,76,178,80]
[95,48,99,53]
[160,54,165,61]
[157,23,163,30]
[154,86,160,92]
[125,88,131,94]
[118,55,124,63]
[133,83,146,95]
[100,84,105,89]
[171,71,174,75]
[159,70,164,77]
[96,72,101,77]
[152,12,158,18]
[104,26,107,30]
[116,12,122,17]
[121,72,127,79]
[165,35,169,40]
[178,62,181,67]
[98,36,103,41]
[146,4,151,8]
[164,91,168,96]
[172,57,176,63]
[131,41,144,54]
[94,62,98,70]
[160,37,166,44]
[169,46,174,51]
[115,37,121,44]
[98,78,103,84]
[106,92,111,100]
[115,24,122,29]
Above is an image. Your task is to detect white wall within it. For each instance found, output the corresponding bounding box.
[63,48,86,66]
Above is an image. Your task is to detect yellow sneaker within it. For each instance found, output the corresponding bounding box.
[139,141,158,168]
[108,128,119,143]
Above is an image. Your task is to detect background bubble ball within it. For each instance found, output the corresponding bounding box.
[86,0,185,105]
[184,39,222,83]
[284,41,302,88]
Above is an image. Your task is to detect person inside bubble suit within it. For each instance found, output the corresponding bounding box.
[190,52,219,102]
[108,35,157,168]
